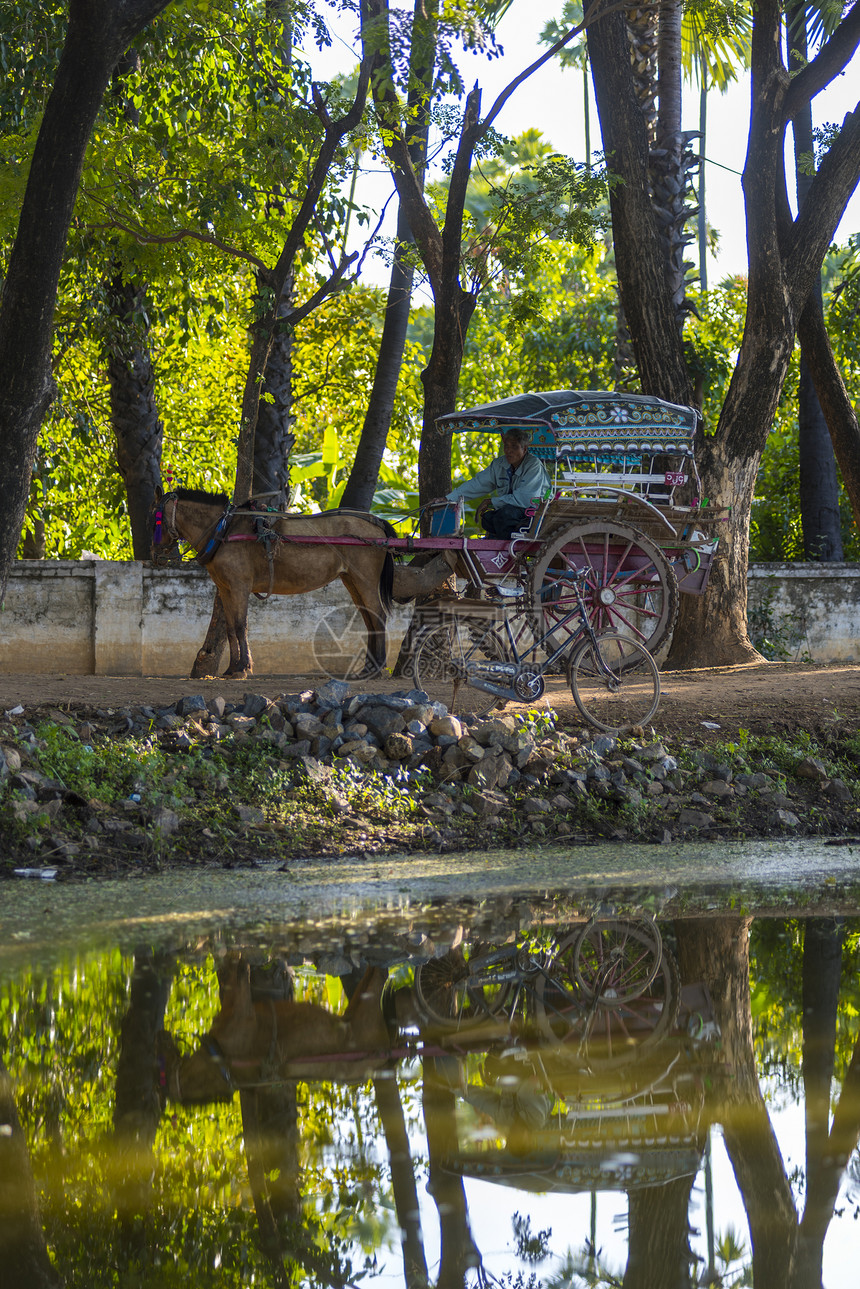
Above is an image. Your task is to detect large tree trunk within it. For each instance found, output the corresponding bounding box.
[0,0,173,605]
[252,273,296,507]
[112,950,174,1235]
[586,0,692,406]
[675,919,798,1287]
[0,1058,62,1289]
[790,6,844,561]
[341,0,436,513]
[107,276,164,558]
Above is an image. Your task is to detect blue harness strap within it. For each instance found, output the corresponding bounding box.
[196,504,235,566]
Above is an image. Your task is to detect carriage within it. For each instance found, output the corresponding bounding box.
[154,389,723,714]
[396,389,723,709]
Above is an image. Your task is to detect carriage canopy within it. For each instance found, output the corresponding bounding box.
[436,389,700,458]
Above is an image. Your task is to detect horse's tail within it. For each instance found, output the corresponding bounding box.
[379,551,394,615]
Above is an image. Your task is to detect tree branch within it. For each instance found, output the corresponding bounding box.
[84,210,271,276]
[784,1,860,121]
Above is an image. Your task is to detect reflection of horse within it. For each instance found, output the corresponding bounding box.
[150,488,395,679]
[157,956,392,1103]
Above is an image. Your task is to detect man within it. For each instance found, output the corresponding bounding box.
[443,427,550,539]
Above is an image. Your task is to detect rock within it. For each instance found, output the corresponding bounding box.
[280,739,313,759]
[796,756,829,781]
[315,679,351,708]
[294,713,327,739]
[736,772,772,790]
[702,780,733,798]
[175,694,207,717]
[385,731,413,760]
[1,745,22,773]
[550,793,576,811]
[522,798,551,815]
[773,808,800,827]
[644,780,665,797]
[677,808,714,829]
[470,789,507,818]
[234,804,266,825]
[243,693,271,718]
[429,714,463,740]
[471,716,517,748]
[361,706,407,741]
[227,713,257,734]
[150,807,180,836]
[824,778,853,803]
[768,792,795,809]
[458,735,485,762]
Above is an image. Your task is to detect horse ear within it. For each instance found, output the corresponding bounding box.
[154,485,164,503]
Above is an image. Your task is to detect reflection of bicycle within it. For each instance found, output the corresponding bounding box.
[413,567,660,731]
[414,919,679,1070]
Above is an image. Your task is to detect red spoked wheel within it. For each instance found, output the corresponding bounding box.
[529,521,679,659]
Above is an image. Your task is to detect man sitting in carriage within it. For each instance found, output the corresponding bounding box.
[443,427,550,539]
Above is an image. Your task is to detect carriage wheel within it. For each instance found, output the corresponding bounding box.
[413,619,512,718]
[529,521,679,659]
[533,938,681,1070]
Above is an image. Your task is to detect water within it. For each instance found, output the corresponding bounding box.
[2,844,860,1288]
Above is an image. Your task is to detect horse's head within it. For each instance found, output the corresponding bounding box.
[150,486,180,566]
[156,955,261,1105]
[156,1029,238,1105]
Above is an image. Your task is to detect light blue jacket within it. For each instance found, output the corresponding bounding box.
[447,451,550,511]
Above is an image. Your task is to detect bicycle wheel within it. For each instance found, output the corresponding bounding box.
[413,620,510,718]
[534,941,680,1069]
[568,632,660,732]
[571,920,662,1005]
[413,947,519,1029]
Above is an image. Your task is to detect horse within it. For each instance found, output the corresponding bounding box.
[156,955,393,1103]
[150,487,395,679]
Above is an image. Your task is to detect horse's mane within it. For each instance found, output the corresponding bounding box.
[330,508,398,540]
[174,487,230,506]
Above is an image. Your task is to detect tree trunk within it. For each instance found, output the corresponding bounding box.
[624,1176,698,1288]
[0,0,173,605]
[675,918,798,1287]
[0,1058,63,1289]
[112,950,174,1234]
[107,276,164,558]
[252,274,296,507]
[790,5,844,561]
[586,0,692,405]
[793,917,844,1287]
[341,0,436,513]
[340,206,417,512]
[797,292,860,532]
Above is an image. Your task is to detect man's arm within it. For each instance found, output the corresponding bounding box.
[446,458,503,503]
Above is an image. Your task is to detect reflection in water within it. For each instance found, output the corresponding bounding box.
[2,915,860,1288]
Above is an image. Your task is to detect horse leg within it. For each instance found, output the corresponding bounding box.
[190,590,228,678]
[218,584,254,677]
[341,572,387,678]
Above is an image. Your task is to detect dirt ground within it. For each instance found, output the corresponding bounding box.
[2,659,859,744]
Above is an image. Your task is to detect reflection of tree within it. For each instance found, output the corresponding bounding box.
[423,1060,480,1289]
[624,1174,698,1289]
[0,1056,62,1289]
[112,949,174,1236]
[676,916,860,1289]
[373,1072,429,1288]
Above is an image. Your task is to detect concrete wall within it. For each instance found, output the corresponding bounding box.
[1,560,412,676]
[747,563,860,663]
[1,559,857,674]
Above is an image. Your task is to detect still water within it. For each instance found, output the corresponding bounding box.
[2,870,860,1289]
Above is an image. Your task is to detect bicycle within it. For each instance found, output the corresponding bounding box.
[412,567,660,732]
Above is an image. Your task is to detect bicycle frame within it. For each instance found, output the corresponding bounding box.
[453,573,619,703]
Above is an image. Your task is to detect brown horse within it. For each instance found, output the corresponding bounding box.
[157,956,392,1103]
[150,488,395,678]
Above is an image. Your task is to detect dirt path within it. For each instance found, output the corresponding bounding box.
[2,660,858,743]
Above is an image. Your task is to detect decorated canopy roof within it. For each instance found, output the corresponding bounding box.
[436,390,700,456]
